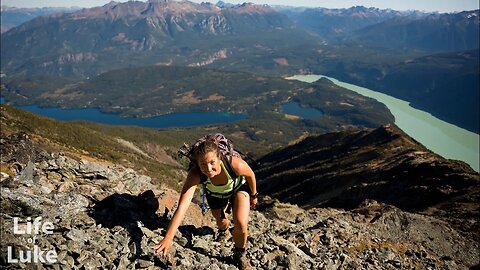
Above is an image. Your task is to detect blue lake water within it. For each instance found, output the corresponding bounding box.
[287,75,479,172]
[281,101,323,118]
[0,98,245,128]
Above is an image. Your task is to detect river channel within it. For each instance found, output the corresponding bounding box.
[288,75,479,172]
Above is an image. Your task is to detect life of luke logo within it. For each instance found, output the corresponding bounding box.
[7,217,58,264]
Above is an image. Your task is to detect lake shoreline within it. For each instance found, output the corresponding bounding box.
[0,97,246,129]
[287,74,479,172]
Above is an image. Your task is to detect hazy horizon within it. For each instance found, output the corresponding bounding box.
[1,0,479,13]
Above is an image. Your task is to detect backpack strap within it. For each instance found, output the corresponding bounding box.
[195,163,207,215]
[201,180,209,215]
[221,155,238,179]
[220,154,238,218]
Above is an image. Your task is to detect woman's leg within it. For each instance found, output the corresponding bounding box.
[232,191,250,249]
[211,207,229,231]
[207,195,230,231]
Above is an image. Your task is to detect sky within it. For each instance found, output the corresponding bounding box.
[2,0,479,13]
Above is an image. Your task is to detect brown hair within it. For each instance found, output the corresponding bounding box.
[191,136,219,162]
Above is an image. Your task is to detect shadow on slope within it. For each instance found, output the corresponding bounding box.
[87,190,222,266]
[87,190,166,263]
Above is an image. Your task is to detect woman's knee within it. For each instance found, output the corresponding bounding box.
[233,219,249,231]
[233,203,250,231]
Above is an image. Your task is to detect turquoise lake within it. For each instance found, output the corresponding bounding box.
[288,75,479,172]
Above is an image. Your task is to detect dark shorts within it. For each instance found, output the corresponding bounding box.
[206,181,252,210]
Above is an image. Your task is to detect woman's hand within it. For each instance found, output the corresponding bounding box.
[250,193,258,208]
[250,198,257,208]
[153,237,172,259]
[153,168,199,259]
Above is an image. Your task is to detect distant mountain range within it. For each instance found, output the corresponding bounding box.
[282,6,479,52]
[0,6,80,33]
[1,0,313,78]
[282,6,429,41]
[4,2,478,78]
[348,10,480,52]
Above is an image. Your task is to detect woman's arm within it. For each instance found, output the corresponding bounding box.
[153,167,200,257]
[231,156,257,205]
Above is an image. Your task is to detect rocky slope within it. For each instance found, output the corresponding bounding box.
[1,127,479,269]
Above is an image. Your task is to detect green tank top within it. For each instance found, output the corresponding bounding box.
[206,160,246,198]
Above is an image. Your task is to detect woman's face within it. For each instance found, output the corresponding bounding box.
[197,151,221,178]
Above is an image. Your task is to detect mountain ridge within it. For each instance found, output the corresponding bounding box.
[256,124,479,234]
[348,10,480,52]
[283,5,424,40]
[0,6,80,33]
